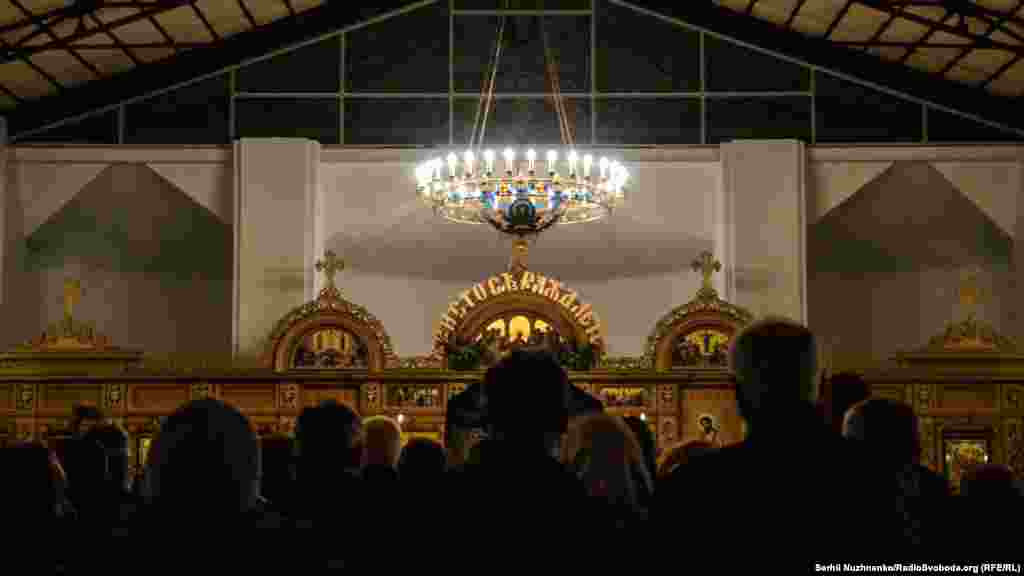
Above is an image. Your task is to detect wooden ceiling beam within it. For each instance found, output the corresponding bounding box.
[745,1,758,15]
[144,11,182,55]
[857,0,1015,50]
[0,79,26,104]
[822,1,856,41]
[86,13,143,67]
[937,0,1024,76]
[783,0,808,30]
[0,0,193,65]
[0,30,65,93]
[7,0,105,79]
[979,52,1022,90]
[189,1,221,42]
[237,0,259,29]
[896,11,961,65]
[283,0,296,18]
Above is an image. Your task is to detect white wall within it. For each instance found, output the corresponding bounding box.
[319,149,722,357]
[1,146,233,355]
[807,146,1022,369]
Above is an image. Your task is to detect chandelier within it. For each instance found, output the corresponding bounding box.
[416,148,628,235]
[414,10,629,238]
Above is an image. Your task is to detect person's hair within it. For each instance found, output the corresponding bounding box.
[362,416,402,469]
[294,401,362,472]
[842,398,920,464]
[656,441,714,480]
[961,464,1019,496]
[729,316,817,423]
[622,416,657,481]
[144,399,260,515]
[398,437,447,479]
[71,404,104,433]
[484,349,569,437]
[563,414,651,507]
[824,372,871,435]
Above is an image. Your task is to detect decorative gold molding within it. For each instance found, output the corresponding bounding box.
[643,252,753,369]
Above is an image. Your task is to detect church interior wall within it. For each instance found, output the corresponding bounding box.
[1,147,233,356]
[320,155,719,357]
[807,147,1022,370]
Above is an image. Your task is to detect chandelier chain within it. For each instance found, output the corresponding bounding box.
[470,11,506,151]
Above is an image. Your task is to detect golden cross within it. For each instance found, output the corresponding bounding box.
[691,251,721,291]
[63,278,83,320]
[315,250,345,290]
[959,270,984,312]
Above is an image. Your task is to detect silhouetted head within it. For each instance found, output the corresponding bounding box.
[84,423,131,492]
[362,416,402,469]
[961,464,1019,496]
[563,414,650,507]
[622,416,657,481]
[294,400,362,477]
[824,372,871,435]
[71,404,104,437]
[144,399,260,516]
[729,316,817,430]
[1,442,68,519]
[399,438,447,480]
[656,441,714,480]
[842,398,920,464]
[484,349,569,442]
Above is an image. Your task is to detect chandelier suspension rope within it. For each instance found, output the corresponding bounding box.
[540,14,573,147]
[469,10,507,152]
[415,3,629,238]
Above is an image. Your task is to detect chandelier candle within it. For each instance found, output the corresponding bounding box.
[416,148,629,237]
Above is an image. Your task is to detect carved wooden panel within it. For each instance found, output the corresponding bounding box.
[190,382,214,401]
[278,383,300,410]
[657,384,675,412]
[1005,418,1024,481]
[303,387,358,410]
[681,388,740,446]
[15,383,34,412]
[364,382,381,412]
[130,384,189,411]
[872,384,909,404]
[916,383,933,414]
[597,385,649,409]
[934,384,997,411]
[386,384,442,409]
[39,384,103,412]
[919,417,938,473]
[1005,384,1023,412]
[219,385,276,411]
[103,383,126,412]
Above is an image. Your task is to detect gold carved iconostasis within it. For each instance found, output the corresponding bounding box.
[639,252,753,448]
[859,272,1024,492]
[2,251,756,462]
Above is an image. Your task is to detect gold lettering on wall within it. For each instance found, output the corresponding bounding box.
[434,271,603,350]
[488,277,504,296]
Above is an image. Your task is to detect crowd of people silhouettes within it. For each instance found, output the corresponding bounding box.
[3,317,1021,569]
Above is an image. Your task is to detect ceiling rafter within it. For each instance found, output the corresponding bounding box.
[8,0,105,80]
[896,11,960,65]
[937,0,1024,76]
[20,42,208,52]
[188,1,221,42]
[823,1,857,40]
[856,0,1019,50]
[0,77,25,104]
[0,27,66,93]
[745,1,759,15]
[237,0,258,28]
[283,0,296,18]
[980,52,1022,89]
[784,0,809,30]
[0,0,193,66]
[144,11,182,55]
[86,13,142,67]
